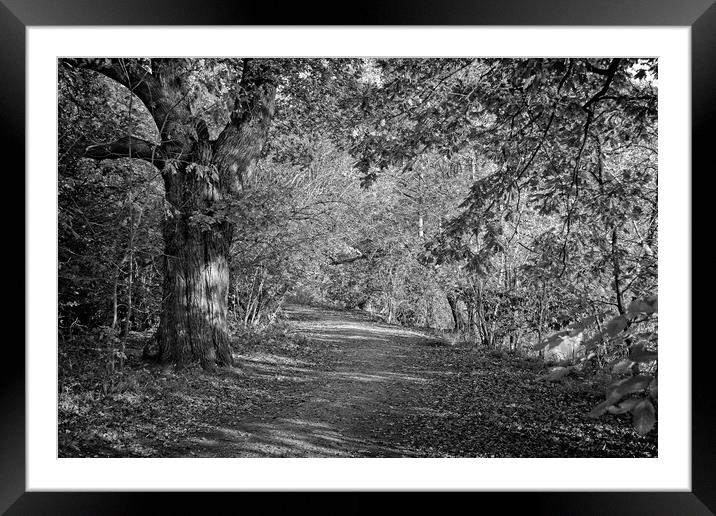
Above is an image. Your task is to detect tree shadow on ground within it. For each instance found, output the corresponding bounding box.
[189,417,416,457]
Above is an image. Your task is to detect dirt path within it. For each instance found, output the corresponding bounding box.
[59,303,656,457]
[190,305,443,457]
[185,304,656,458]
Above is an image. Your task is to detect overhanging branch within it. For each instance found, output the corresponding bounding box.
[65,58,158,119]
[583,59,621,111]
[85,135,162,166]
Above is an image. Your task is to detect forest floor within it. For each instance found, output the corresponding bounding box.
[59,304,656,458]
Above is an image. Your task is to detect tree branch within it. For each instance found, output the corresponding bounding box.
[328,246,389,266]
[65,58,158,118]
[583,59,621,111]
[329,253,368,266]
[213,59,278,194]
[583,60,612,76]
[85,135,162,166]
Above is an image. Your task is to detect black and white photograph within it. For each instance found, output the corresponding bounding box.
[56,56,660,459]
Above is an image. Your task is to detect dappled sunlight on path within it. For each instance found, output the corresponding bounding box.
[189,304,435,457]
[184,304,656,458]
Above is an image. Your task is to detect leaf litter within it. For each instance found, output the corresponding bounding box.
[59,305,656,458]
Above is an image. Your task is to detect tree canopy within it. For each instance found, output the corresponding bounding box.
[59,57,658,444]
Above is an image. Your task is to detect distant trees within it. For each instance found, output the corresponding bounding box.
[343,57,658,432]
[349,58,657,334]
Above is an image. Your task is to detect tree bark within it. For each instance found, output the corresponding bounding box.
[464,295,477,337]
[447,292,465,333]
[157,197,234,368]
[73,58,277,369]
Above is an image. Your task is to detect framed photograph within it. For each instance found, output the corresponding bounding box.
[8,0,711,513]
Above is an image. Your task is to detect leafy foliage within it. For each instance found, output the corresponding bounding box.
[59,57,659,455]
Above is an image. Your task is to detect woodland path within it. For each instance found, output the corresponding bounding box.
[191,304,439,457]
[186,304,656,458]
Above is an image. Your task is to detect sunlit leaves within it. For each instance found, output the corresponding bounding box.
[606,398,640,415]
[649,378,658,400]
[631,399,656,435]
[532,331,563,351]
[627,295,658,316]
[605,315,628,336]
[611,359,634,375]
[629,342,657,363]
[608,375,653,399]
[580,292,657,435]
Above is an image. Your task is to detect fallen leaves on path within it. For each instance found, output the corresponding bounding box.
[59,305,656,458]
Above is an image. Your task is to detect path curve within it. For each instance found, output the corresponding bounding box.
[188,304,657,458]
[192,304,439,457]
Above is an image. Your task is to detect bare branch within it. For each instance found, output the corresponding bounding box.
[85,135,162,167]
[65,58,158,119]
[329,253,368,266]
[583,59,621,111]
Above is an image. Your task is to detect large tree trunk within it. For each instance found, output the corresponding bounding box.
[157,180,234,368]
[158,160,233,369]
[156,61,276,369]
[74,58,277,370]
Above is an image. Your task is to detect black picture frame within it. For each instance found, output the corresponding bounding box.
[5,0,711,513]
